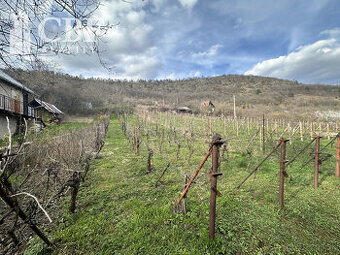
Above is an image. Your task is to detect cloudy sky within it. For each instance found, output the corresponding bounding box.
[46,0,340,84]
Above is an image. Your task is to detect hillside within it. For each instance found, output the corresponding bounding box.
[5,70,340,119]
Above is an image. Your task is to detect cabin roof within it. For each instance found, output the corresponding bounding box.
[29,99,63,115]
[201,100,211,105]
[200,100,215,107]
[0,70,35,94]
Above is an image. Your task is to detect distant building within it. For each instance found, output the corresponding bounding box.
[200,100,215,114]
[29,99,63,123]
[177,106,192,114]
[0,70,35,138]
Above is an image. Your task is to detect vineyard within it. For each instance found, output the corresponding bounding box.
[20,111,340,254]
[1,0,340,254]
[119,110,340,198]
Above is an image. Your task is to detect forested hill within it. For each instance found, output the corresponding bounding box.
[5,70,340,118]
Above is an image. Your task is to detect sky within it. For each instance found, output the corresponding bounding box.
[43,0,340,84]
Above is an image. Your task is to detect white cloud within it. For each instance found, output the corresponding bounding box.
[163,73,178,80]
[115,49,160,79]
[160,70,201,80]
[193,71,201,77]
[178,0,198,10]
[245,38,340,84]
[92,1,152,54]
[192,44,222,58]
[44,0,161,79]
[320,28,340,38]
[174,44,223,69]
[150,0,167,12]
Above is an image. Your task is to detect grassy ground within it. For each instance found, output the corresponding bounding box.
[35,119,93,138]
[0,119,92,147]
[25,116,340,254]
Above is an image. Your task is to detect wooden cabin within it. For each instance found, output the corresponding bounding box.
[200,100,215,115]
[29,99,63,123]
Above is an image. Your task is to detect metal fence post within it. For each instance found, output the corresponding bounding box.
[279,138,288,208]
[336,135,340,178]
[314,136,321,188]
[209,134,224,239]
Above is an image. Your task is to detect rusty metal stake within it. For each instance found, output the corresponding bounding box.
[314,136,321,188]
[336,135,340,178]
[176,147,212,205]
[279,138,288,208]
[209,134,224,239]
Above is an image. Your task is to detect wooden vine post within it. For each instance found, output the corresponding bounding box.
[70,172,81,213]
[262,114,265,154]
[133,126,136,153]
[299,121,303,141]
[279,138,288,208]
[314,136,321,188]
[209,134,224,239]
[336,135,340,178]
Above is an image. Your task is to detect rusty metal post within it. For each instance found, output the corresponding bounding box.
[336,135,340,178]
[279,138,288,208]
[209,134,224,239]
[314,136,321,188]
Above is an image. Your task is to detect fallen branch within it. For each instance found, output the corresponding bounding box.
[10,192,52,223]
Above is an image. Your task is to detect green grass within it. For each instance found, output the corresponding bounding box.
[36,121,92,138]
[0,119,92,148]
[25,115,340,254]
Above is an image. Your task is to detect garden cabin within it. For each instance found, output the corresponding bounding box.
[29,99,63,123]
